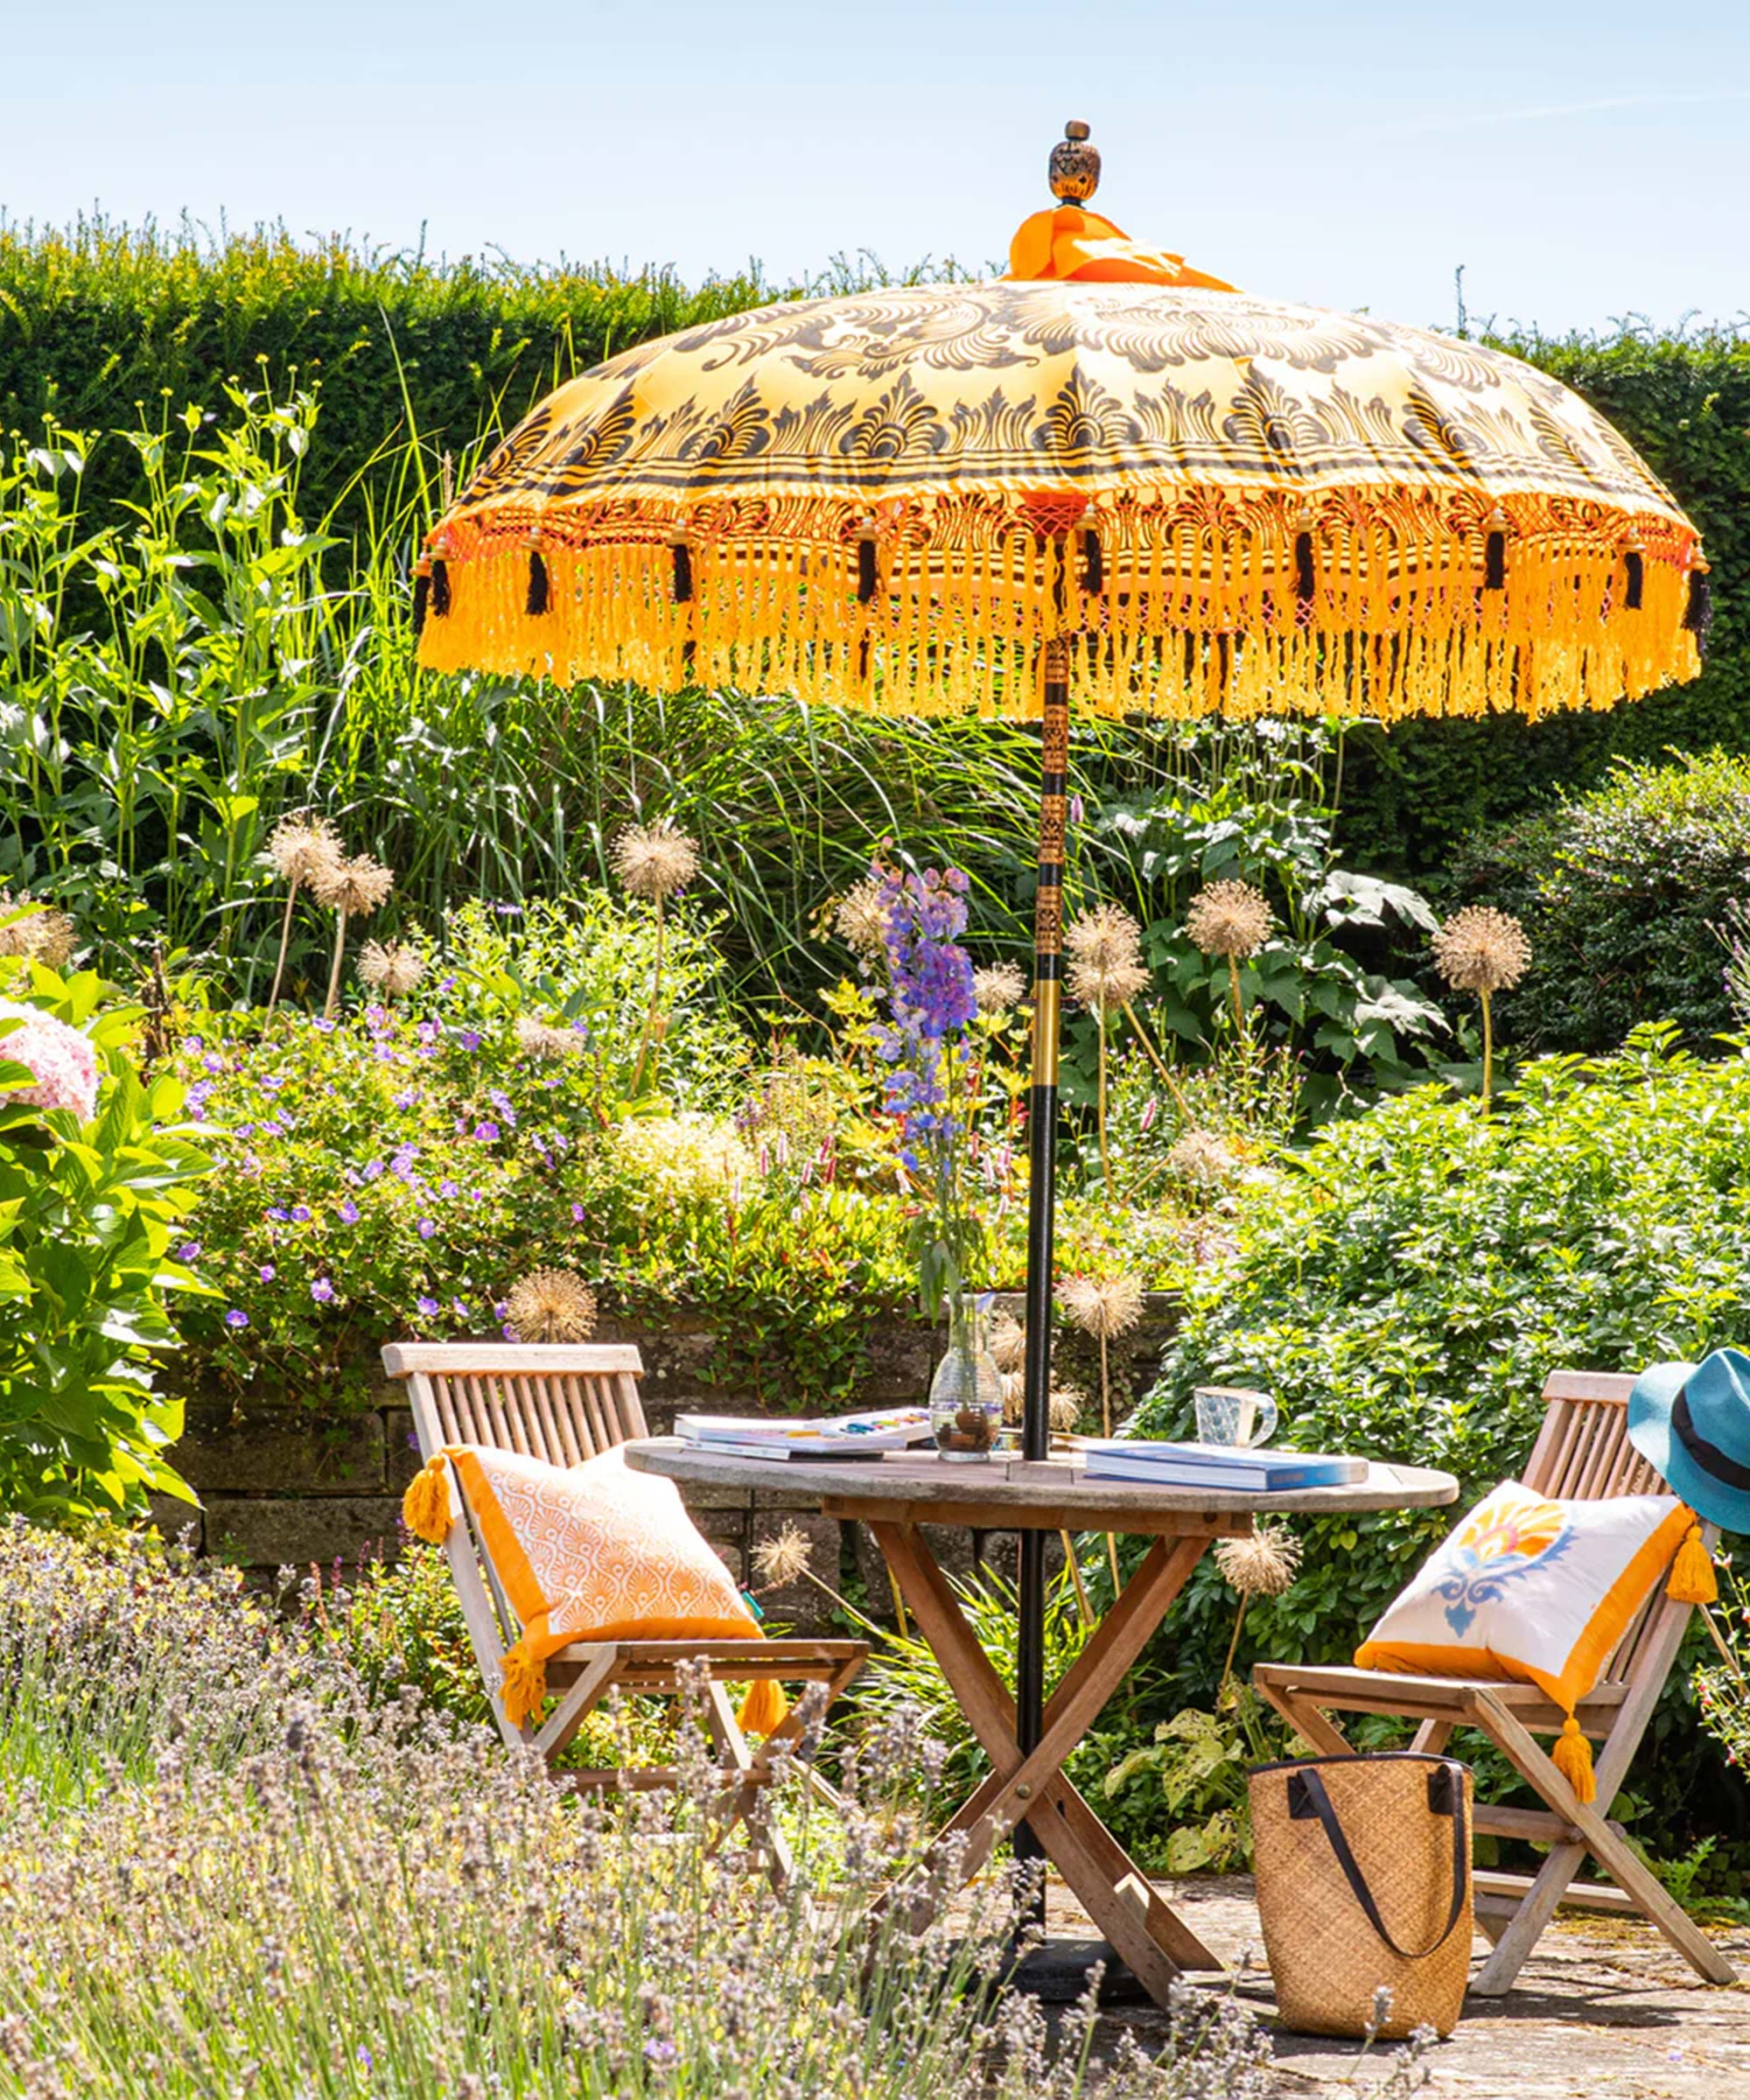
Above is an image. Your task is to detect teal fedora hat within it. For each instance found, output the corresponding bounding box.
[1629,1349,1750,1533]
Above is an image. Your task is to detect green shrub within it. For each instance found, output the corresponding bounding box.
[0,968,211,1522]
[1334,322,1750,874]
[170,892,927,1410]
[1452,750,1750,1055]
[1127,1027,1750,1876]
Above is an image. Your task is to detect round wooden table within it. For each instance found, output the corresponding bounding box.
[628,1438,1458,2006]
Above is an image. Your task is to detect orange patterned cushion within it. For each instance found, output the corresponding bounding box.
[404,1443,768,1728]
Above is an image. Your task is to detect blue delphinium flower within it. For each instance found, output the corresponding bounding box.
[872,861,984,1317]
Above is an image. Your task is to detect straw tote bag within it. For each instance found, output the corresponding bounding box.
[1249,1753,1473,2039]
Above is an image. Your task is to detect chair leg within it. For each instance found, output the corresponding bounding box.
[1472,1694,1735,1992]
[1260,1679,1354,1759]
[701,1682,794,1890]
[534,1651,621,1765]
[1410,1718,1453,1754]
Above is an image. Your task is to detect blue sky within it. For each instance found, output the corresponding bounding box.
[4,0,1746,334]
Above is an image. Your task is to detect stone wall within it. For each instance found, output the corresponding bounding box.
[167,1296,1177,1630]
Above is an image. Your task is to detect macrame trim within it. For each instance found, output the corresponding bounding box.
[416,486,1703,724]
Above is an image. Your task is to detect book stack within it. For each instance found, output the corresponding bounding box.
[675,1406,935,1462]
[1079,1440,1368,1491]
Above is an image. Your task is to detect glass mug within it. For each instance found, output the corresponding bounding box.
[1193,1385,1278,1450]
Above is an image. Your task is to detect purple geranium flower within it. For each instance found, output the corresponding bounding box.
[311,1278,335,1304]
[338,1197,360,1223]
[259,1264,276,1284]
[177,1242,201,1263]
[290,1204,311,1223]
[473,1121,500,1143]
[416,1294,441,1319]
[224,1308,249,1329]
[416,1218,436,1240]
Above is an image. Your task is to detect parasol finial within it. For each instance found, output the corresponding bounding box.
[1049,121,1101,203]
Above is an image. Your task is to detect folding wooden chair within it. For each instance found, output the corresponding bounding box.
[381,1342,865,1857]
[1256,1369,1736,1996]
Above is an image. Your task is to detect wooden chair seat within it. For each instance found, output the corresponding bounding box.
[1255,1660,1628,1736]
[380,1341,869,1878]
[1254,1368,1735,1998]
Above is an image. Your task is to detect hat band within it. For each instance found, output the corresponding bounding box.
[1672,1387,1750,1493]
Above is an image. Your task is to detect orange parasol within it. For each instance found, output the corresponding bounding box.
[412,119,1707,1876]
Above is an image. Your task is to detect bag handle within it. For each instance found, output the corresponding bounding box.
[1286,1762,1469,1962]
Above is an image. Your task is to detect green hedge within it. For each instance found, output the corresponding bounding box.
[1336,325,1750,875]
[2,222,1744,873]
[0,218,779,535]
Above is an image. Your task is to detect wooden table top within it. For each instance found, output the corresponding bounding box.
[626,1438,1459,1535]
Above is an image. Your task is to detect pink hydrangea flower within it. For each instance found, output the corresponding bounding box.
[0,1001,99,1123]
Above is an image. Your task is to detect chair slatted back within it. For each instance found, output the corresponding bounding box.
[382,1342,648,1468]
[380,1343,654,1702]
[1523,1369,1694,1688]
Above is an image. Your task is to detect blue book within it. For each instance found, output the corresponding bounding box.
[1079,1441,1366,1491]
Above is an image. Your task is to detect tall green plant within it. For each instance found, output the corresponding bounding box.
[0,970,212,1521]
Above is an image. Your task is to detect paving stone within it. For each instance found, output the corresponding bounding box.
[178,1402,384,1495]
[204,1495,404,1570]
[1018,1873,1750,2100]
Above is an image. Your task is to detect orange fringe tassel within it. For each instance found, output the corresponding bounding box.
[1552,1716,1597,1805]
[1668,1516,1718,1606]
[416,495,1702,725]
[738,1677,788,1738]
[402,1455,452,1544]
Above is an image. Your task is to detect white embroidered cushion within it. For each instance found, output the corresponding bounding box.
[1354,1477,1689,1711]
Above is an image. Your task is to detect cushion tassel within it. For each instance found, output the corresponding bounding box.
[500,1640,549,1730]
[411,569,430,639]
[738,1677,788,1737]
[1668,1519,1718,1606]
[526,548,550,616]
[1552,1715,1596,1805]
[401,1454,452,1543]
[430,557,452,619]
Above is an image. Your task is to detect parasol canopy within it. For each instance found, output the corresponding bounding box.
[416,214,1706,724]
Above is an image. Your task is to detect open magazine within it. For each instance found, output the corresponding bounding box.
[675,1406,934,1460]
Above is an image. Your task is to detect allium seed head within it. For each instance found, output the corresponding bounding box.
[1166,1129,1239,1189]
[1186,880,1273,961]
[1064,903,1143,976]
[612,820,699,904]
[356,940,425,998]
[988,1312,1027,1375]
[1068,955,1151,1015]
[1056,1271,1146,1342]
[312,853,394,920]
[0,891,75,967]
[1432,906,1531,996]
[972,961,1027,1014]
[266,814,343,889]
[514,1015,583,1060]
[752,1524,813,1588]
[505,1269,598,1345]
[833,879,888,964]
[1214,1519,1303,1598]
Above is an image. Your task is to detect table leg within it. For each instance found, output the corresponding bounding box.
[871,1520,1223,1997]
